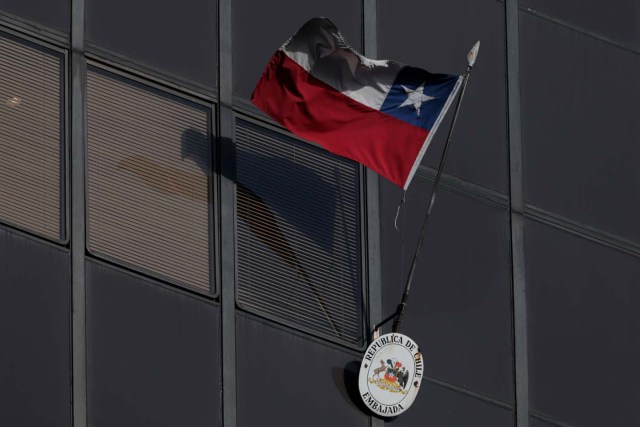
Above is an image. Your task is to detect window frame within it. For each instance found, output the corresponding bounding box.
[0,28,69,244]
[84,60,220,298]
[232,112,369,350]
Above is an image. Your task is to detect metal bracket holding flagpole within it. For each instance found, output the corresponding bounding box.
[373,41,480,339]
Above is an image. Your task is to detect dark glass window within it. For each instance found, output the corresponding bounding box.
[85,0,217,90]
[0,33,65,241]
[86,66,214,292]
[235,119,363,345]
[0,0,70,34]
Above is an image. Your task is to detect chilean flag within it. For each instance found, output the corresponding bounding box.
[251,17,462,189]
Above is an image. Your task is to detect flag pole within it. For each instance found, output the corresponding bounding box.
[374,41,481,337]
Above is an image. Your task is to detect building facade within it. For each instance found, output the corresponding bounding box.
[0,0,638,426]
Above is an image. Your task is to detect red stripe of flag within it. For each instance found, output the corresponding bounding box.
[251,50,429,188]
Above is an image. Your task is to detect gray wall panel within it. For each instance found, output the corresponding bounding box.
[0,0,69,33]
[520,0,640,49]
[0,226,71,427]
[86,259,220,427]
[232,0,362,99]
[378,0,508,193]
[525,220,640,426]
[85,0,217,89]
[236,313,369,427]
[380,178,513,404]
[521,13,640,244]
[382,381,514,426]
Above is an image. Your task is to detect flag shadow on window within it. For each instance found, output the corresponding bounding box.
[118,128,362,342]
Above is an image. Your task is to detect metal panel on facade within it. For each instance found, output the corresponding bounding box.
[381,178,513,404]
[86,259,220,427]
[87,67,213,292]
[525,219,640,427]
[0,226,71,427]
[235,120,363,345]
[521,13,640,244]
[236,313,369,427]
[0,34,64,241]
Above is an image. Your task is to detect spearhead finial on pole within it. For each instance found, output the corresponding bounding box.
[468,41,480,67]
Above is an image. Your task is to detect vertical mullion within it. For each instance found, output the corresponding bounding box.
[506,0,529,426]
[70,0,87,425]
[363,0,384,426]
[219,0,236,425]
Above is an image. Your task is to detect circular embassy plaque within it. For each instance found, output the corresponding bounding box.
[358,333,423,417]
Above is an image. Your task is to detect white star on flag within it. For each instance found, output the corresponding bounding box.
[398,82,435,116]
